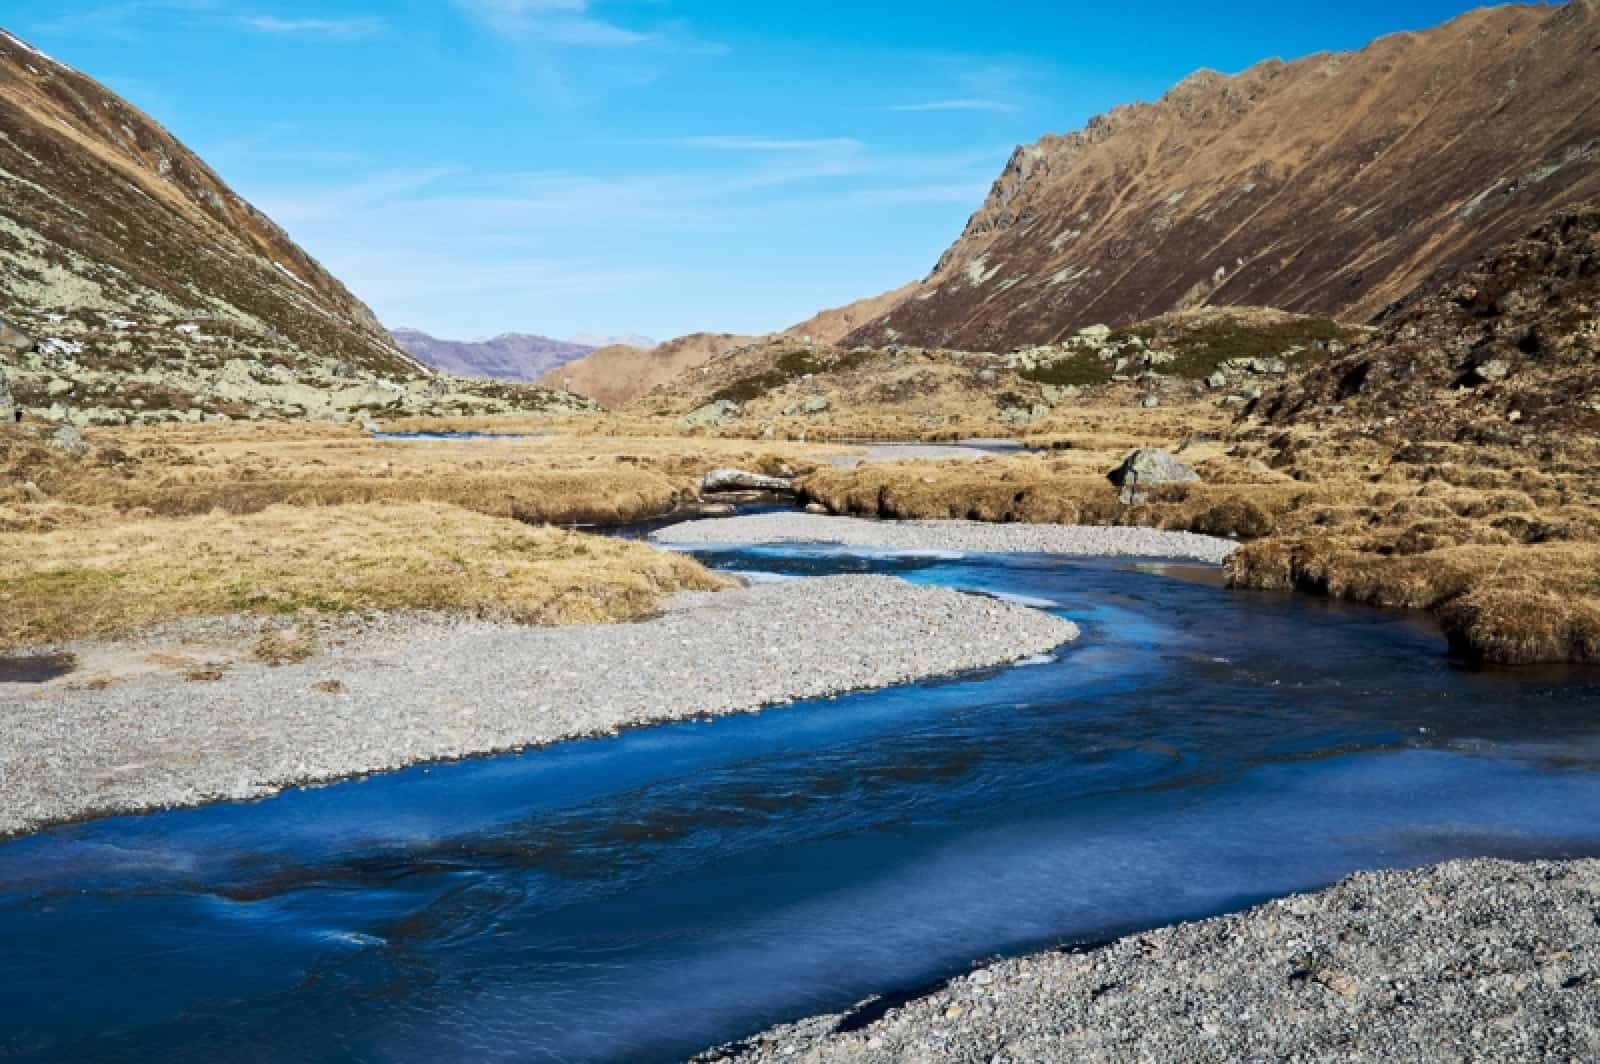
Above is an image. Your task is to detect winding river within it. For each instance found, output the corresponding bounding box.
[3,543,1600,1061]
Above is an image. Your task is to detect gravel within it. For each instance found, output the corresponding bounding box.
[701,858,1600,1063]
[0,575,1077,838]
[828,444,1000,468]
[654,513,1240,564]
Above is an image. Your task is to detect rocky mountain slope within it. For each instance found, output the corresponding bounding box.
[634,307,1354,439]
[1258,196,1600,442]
[850,1,1600,351]
[391,328,594,382]
[0,28,589,423]
[538,332,756,408]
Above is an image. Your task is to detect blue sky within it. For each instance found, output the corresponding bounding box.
[7,0,1528,341]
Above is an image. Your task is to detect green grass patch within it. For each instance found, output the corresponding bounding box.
[1140,318,1358,380]
[711,348,882,404]
[1018,355,1115,388]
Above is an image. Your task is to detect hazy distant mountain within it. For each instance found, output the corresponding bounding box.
[569,332,657,351]
[537,332,755,408]
[390,328,595,382]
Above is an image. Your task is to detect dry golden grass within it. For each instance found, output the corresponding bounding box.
[0,420,849,529]
[0,419,850,650]
[0,501,731,650]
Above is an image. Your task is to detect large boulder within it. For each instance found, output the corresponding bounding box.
[1108,448,1199,504]
[0,315,34,356]
[701,468,796,494]
[675,399,742,431]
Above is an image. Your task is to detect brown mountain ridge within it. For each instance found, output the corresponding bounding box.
[850,1,1600,352]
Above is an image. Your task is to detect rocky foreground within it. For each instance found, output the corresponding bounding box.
[702,858,1600,1063]
[0,575,1075,837]
[655,513,1239,565]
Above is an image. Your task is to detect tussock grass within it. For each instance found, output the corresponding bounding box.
[796,403,1600,665]
[0,421,845,528]
[0,502,731,650]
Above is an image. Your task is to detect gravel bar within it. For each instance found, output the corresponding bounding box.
[0,575,1077,838]
[654,513,1240,564]
[701,858,1600,1063]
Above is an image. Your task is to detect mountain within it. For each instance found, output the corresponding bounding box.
[0,28,588,423]
[537,332,757,409]
[783,282,922,345]
[391,328,594,382]
[849,1,1600,352]
[569,332,657,350]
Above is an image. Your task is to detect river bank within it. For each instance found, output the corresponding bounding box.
[0,575,1075,838]
[702,857,1600,1062]
[654,512,1240,565]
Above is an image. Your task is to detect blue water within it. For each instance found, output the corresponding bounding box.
[3,547,1599,1061]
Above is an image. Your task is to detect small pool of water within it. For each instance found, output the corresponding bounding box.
[370,430,541,442]
[1,548,1597,1061]
[0,652,76,685]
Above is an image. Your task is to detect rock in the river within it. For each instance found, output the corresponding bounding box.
[804,502,830,515]
[1108,448,1198,503]
[47,424,89,456]
[701,468,797,494]
[0,315,34,356]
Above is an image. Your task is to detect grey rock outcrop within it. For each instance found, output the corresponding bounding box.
[0,315,34,356]
[1108,448,1199,503]
[676,400,742,431]
[47,424,88,456]
[701,468,797,494]
[0,365,16,423]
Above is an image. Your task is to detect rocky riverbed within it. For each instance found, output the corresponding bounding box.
[655,513,1240,565]
[0,575,1076,837]
[702,858,1600,1063]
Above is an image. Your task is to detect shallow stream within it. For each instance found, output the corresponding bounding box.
[3,545,1599,1060]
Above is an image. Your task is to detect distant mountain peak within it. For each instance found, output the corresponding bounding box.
[389,327,595,383]
[569,332,658,351]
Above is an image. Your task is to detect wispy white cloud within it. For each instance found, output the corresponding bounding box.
[239,14,387,40]
[454,0,649,46]
[647,136,866,153]
[887,98,1018,114]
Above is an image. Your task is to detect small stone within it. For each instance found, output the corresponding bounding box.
[46,424,88,456]
[1314,969,1360,998]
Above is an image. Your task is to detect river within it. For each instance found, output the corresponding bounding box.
[2,543,1598,1060]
